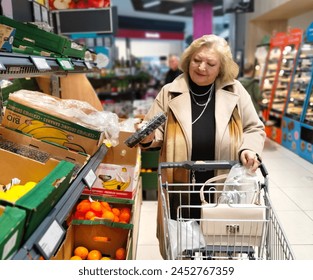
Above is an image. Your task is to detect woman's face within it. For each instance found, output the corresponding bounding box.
[189,46,221,86]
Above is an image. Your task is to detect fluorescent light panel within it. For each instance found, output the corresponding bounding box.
[169,7,186,14]
[143,1,161,8]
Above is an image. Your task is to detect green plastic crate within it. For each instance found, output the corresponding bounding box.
[140,171,158,190]
[0,16,86,59]
[141,150,160,169]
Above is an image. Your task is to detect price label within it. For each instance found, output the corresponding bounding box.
[57,58,74,70]
[83,169,97,189]
[36,220,65,259]
[30,56,51,70]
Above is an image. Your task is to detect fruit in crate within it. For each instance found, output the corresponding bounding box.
[0,181,37,202]
[70,246,115,260]
[87,249,102,260]
[74,246,89,260]
[115,247,126,260]
[72,199,131,223]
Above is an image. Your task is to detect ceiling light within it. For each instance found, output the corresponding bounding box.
[143,1,161,9]
[169,7,186,14]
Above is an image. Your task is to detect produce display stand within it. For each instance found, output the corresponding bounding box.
[0,48,142,259]
[12,144,108,260]
[267,28,303,143]
[282,22,313,163]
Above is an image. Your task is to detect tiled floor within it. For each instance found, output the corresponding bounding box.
[135,138,313,260]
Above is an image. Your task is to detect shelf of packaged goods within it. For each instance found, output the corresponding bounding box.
[12,144,108,260]
[0,52,98,78]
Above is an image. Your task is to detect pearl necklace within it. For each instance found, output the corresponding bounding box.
[190,83,214,125]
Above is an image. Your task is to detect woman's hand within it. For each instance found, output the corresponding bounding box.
[239,150,261,172]
[136,121,155,145]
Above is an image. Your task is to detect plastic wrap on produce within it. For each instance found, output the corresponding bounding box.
[9,90,120,147]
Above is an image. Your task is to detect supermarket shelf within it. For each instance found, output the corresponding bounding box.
[12,144,108,260]
[0,52,98,78]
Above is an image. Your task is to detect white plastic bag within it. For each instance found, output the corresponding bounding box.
[168,219,206,259]
[220,163,259,204]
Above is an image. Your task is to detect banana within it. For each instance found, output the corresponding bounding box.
[101,179,131,191]
[17,120,45,134]
[0,181,37,203]
[29,127,68,138]
[102,179,119,190]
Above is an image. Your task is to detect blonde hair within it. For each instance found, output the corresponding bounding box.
[229,106,243,160]
[180,34,239,87]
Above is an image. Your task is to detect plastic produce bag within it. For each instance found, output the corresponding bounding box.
[220,163,259,204]
[168,219,206,259]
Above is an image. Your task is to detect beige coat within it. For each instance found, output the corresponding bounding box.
[145,74,265,163]
[144,74,266,259]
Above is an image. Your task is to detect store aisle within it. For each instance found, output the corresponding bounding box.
[136,138,313,260]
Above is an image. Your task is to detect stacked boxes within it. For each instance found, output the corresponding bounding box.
[0,15,86,59]
[2,91,106,156]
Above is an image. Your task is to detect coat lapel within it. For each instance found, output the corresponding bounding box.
[215,85,240,157]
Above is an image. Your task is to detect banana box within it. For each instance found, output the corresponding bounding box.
[84,163,138,199]
[0,126,89,179]
[82,131,141,199]
[0,147,75,241]
[1,91,106,156]
[0,205,26,260]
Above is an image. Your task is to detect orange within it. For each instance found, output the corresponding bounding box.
[90,201,103,217]
[102,210,115,221]
[111,208,120,217]
[115,247,126,260]
[74,246,89,260]
[113,215,120,223]
[91,201,102,213]
[119,211,130,223]
[100,201,112,211]
[87,249,102,260]
[120,207,131,214]
[76,200,91,213]
[70,255,82,260]
[85,210,96,220]
[73,211,85,220]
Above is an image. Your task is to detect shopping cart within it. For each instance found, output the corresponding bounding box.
[158,160,295,260]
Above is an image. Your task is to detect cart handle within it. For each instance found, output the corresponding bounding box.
[158,160,237,175]
[158,160,269,178]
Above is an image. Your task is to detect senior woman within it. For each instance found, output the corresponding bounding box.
[138,34,266,258]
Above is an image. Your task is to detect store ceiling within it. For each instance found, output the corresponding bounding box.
[130,0,225,17]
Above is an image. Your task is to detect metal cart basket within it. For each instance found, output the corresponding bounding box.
[158,160,295,260]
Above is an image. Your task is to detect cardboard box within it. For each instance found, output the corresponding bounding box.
[83,131,141,199]
[0,24,15,52]
[0,205,26,260]
[0,151,75,241]
[2,91,106,156]
[0,126,89,179]
[61,222,131,260]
